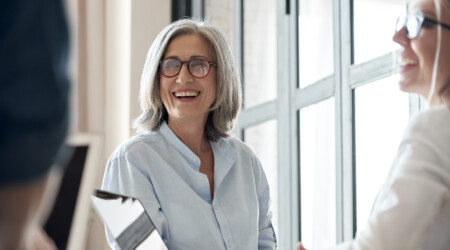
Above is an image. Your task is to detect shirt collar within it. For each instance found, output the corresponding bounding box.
[159,121,201,171]
[158,121,236,173]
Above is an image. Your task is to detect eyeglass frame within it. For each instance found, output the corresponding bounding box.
[396,12,450,39]
[159,58,217,78]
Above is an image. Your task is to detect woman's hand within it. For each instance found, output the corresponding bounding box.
[30,226,57,250]
[298,242,307,250]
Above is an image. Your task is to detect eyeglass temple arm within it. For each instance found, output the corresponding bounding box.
[424,17,450,31]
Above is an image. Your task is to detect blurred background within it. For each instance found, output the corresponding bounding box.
[62,0,422,249]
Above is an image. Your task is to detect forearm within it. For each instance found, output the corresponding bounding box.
[0,170,61,250]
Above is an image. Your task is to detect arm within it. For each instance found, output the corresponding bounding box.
[101,156,170,247]
[324,137,450,250]
[0,171,60,250]
[252,156,277,250]
[350,144,448,250]
[258,186,277,250]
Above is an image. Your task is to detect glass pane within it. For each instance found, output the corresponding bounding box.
[354,74,410,236]
[298,0,334,88]
[353,0,404,64]
[243,0,277,108]
[300,98,336,248]
[244,120,278,237]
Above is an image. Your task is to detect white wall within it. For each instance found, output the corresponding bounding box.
[69,0,171,248]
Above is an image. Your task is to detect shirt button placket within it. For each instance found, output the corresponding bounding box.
[213,204,232,249]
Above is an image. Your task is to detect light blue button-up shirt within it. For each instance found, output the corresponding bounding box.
[102,122,277,250]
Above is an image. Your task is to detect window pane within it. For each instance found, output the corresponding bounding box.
[300,98,336,248]
[243,0,277,108]
[353,0,404,64]
[298,0,334,88]
[354,74,410,236]
[244,120,278,236]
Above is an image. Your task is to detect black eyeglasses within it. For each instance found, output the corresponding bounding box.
[396,13,450,39]
[159,58,216,78]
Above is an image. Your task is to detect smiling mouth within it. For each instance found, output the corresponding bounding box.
[401,57,418,67]
[173,91,200,99]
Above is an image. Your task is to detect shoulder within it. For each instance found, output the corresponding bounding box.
[108,131,163,162]
[218,136,266,176]
[396,106,450,173]
[220,136,256,155]
[219,136,260,160]
[403,106,450,142]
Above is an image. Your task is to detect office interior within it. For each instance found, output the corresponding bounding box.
[63,0,414,249]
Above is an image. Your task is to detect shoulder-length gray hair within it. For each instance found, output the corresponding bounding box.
[133,18,242,141]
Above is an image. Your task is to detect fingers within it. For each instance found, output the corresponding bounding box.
[32,227,57,250]
[298,242,307,250]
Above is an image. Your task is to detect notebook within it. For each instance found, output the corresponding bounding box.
[90,190,167,250]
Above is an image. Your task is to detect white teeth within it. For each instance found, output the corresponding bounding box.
[174,91,199,97]
[402,58,417,66]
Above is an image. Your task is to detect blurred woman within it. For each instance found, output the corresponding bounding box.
[102,19,277,250]
[300,0,450,249]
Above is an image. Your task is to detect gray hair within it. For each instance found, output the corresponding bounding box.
[133,18,242,141]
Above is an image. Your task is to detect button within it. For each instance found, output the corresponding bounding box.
[213,204,218,210]
[193,158,198,164]
[227,241,232,247]
[199,175,205,181]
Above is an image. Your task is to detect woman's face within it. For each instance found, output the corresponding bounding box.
[160,34,216,123]
[393,0,450,100]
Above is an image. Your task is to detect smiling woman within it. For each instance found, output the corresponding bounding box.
[393,0,450,105]
[298,0,450,249]
[159,34,217,128]
[100,19,277,250]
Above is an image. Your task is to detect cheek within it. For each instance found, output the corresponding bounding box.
[413,38,437,73]
[203,75,217,100]
[159,79,171,103]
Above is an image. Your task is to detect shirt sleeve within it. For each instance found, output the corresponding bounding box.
[324,117,450,250]
[101,154,170,247]
[252,156,277,250]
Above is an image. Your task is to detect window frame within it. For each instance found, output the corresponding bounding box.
[233,0,423,249]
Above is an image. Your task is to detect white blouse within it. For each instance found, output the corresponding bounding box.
[329,106,450,250]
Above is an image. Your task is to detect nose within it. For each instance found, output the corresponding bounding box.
[393,26,409,46]
[176,63,193,85]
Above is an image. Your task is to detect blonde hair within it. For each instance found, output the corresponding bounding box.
[438,0,450,103]
[133,19,242,141]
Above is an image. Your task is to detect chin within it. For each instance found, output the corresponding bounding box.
[398,79,413,93]
[398,75,425,94]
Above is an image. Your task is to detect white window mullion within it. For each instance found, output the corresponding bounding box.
[336,0,355,243]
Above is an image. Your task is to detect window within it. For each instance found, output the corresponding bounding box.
[299,98,336,248]
[243,0,277,108]
[244,120,279,237]
[298,0,334,88]
[353,0,404,64]
[354,75,410,235]
[232,0,420,248]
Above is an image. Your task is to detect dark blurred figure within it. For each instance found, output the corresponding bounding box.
[0,0,70,249]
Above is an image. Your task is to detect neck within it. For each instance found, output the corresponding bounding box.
[167,116,210,155]
[425,93,446,107]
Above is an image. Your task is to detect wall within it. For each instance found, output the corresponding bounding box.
[68,0,171,248]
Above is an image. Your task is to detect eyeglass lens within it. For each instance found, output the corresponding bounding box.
[160,59,212,78]
[396,15,423,39]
